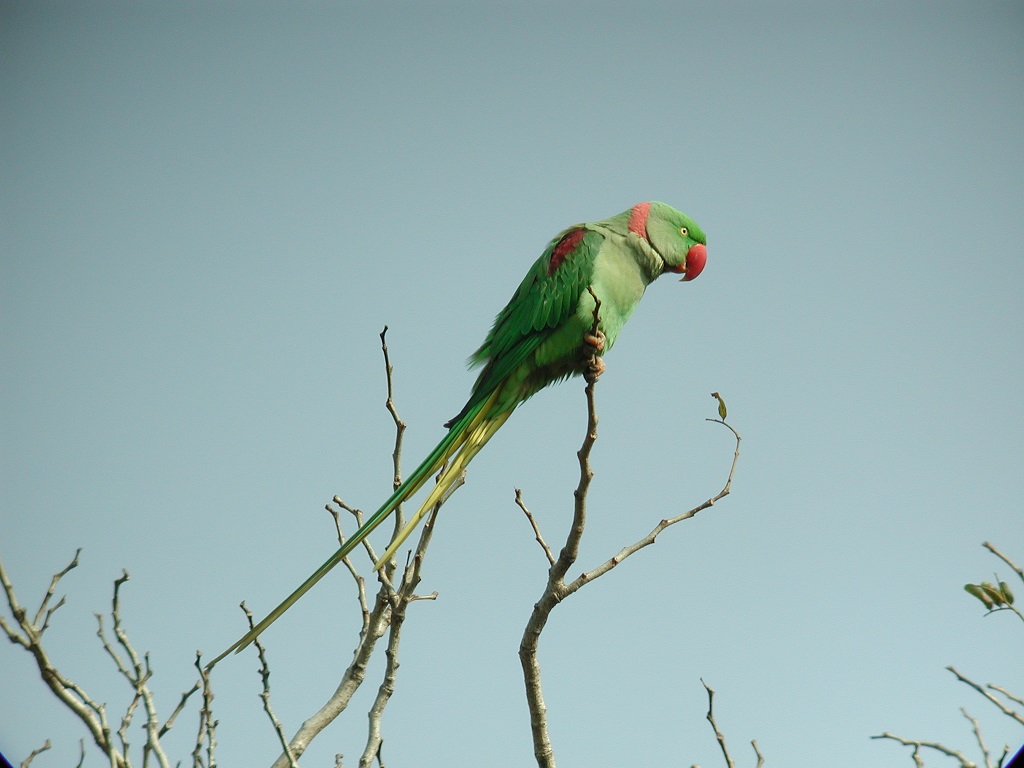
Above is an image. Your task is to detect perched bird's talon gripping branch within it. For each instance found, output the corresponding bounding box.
[210,201,707,666]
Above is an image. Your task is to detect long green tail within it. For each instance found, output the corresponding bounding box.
[207,392,499,667]
[372,405,512,569]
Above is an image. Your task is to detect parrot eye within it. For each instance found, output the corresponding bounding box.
[679,227,688,237]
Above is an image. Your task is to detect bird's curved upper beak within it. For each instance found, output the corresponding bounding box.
[680,243,707,282]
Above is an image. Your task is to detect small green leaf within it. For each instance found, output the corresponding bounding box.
[998,581,1014,605]
[965,583,995,608]
[980,582,1007,607]
[711,392,727,420]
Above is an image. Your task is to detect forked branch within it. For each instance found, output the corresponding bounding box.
[518,291,742,768]
[1,552,206,768]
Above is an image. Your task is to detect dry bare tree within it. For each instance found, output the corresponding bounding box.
[2,323,741,767]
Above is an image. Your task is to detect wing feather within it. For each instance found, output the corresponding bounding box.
[452,226,604,419]
[481,226,601,359]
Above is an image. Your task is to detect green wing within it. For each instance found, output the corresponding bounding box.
[447,226,604,425]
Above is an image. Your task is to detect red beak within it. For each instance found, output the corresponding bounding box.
[681,243,707,282]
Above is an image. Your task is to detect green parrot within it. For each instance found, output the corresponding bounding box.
[211,201,706,664]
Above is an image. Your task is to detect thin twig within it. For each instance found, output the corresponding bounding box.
[358,470,450,766]
[192,652,217,768]
[871,731,978,767]
[563,419,740,596]
[31,549,81,628]
[161,679,200,738]
[105,571,172,768]
[947,666,1024,726]
[701,679,736,768]
[960,708,994,768]
[328,499,374,626]
[240,602,298,768]
[982,542,1023,584]
[331,496,394,598]
[380,326,408,538]
[751,739,765,768]
[358,333,451,767]
[515,488,555,566]
[988,684,1024,709]
[20,739,51,768]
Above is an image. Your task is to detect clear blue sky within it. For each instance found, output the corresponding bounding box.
[3,3,1022,766]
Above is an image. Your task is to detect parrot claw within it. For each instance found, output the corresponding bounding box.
[583,330,606,353]
[584,355,606,382]
[583,330,606,382]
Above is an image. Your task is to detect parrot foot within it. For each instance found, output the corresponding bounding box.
[583,330,606,353]
[584,355,606,382]
[583,330,606,382]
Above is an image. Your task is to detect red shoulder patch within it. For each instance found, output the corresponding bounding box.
[628,202,651,240]
[547,229,586,275]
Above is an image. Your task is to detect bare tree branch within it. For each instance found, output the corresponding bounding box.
[266,327,450,768]
[328,499,374,622]
[519,292,742,768]
[19,739,51,768]
[3,552,210,768]
[97,569,182,768]
[751,738,765,768]
[381,325,409,541]
[236,602,298,768]
[1,550,126,768]
[562,418,739,597]
[32,550,80,630]
[515,488,555,566]
[192,651,218,768]
[947,667,1024,726]
[989,684,1024,710]
[162,679,201,739]
[872,732,978,767]
[359,503,443,768]
[960,708,995,768]
[702,679,736,768]
[518,318,603,768]
[982,542,1024,585]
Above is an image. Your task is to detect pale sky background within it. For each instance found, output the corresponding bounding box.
[2,3,1023,766]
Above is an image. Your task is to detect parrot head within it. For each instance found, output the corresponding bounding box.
[645,201,707,282]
